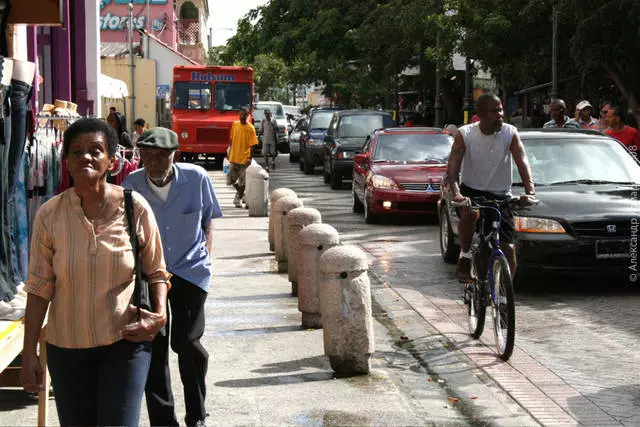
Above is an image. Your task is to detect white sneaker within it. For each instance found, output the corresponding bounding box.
[233,195,242,208]
[0,301,24,321]
[8,296,26,310]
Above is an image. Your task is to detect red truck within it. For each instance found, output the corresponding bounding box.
[172,65,254,165]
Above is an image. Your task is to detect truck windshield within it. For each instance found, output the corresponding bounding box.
[214,83,252,111]
[174,82,212,110]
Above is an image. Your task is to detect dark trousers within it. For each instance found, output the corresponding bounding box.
[47,340,152,427]
[0,80,14,301]
[145,275,209,426]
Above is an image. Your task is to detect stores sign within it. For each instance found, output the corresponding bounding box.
[101,14,146,31]
[100,0,168,9]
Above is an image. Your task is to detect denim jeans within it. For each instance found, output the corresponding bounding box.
[7,79,32,283]
[0,77,14,301]
[47,340,152,427]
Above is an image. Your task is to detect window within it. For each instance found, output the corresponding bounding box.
[373,133,453,162]
[338,114,393,138]
[257,103,285,119]
[174,82,211,110]
[309,111,335,130]
[512,138,640,185]
[214,83,252,111]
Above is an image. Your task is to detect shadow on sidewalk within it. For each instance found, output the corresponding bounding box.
[213,325,302,337]
[214,371,332,388]
[0,389,39,412]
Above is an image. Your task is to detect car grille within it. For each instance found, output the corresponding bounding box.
[197,127,229,143]
[570,220,633,238]
[400,182,441,192]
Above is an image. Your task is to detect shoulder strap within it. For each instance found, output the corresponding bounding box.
[124,189,138,252]
[124,189,142,311]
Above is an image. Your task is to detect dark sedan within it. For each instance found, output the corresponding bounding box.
[438,129,640,281]
[352,127,453,223]
[323,110,394,189]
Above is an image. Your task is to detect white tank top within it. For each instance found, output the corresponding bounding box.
[459,122,516,195]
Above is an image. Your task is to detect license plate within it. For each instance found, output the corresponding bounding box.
[595,240,630,259]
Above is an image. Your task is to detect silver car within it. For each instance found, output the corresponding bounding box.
[288,117,308,162]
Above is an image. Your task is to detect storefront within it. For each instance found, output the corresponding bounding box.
[1,4,105,421]
[100,0,176,49]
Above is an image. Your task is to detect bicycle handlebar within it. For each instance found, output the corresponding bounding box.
[451,195,539,209]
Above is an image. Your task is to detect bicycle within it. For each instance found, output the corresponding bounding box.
[452,195,537,361]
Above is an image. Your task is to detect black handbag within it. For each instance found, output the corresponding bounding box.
[124,189,152,315]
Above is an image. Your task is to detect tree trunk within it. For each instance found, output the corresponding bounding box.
[604,63,639,115]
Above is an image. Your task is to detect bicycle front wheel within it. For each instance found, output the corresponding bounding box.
[492,256,515,361]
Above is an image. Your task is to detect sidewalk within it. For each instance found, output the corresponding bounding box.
[0,168,537,426]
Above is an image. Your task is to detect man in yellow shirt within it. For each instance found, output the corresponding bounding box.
[228,107,258,208]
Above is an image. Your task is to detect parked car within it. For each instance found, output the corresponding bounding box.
[288,116,308,163]
[438,128,640,281]
[352,127,453,223]
[323,110,394,189]
[300,107,343,174]
[255,101,289,153]
[283,105,302,132]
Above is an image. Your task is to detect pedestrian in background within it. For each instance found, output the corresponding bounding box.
[598,101,613,130]
[123,128,223,427]
[21,119,170,427]
[543,99,580,129]
[606,105,640,159]
[107,111,133,149]
[260,108,278,171]
[575,100,599,129]
[228,107,258,208]
[132,118,146,147]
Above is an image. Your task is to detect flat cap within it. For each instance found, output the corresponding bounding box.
[136,127,178,150]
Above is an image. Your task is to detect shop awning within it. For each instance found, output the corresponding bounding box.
[99,74,129,98]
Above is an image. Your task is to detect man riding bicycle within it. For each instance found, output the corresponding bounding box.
[447,93,537,282]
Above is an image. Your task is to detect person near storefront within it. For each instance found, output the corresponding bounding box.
[20,118,171,427]
[123,128,222,427]
[260,108,278,171]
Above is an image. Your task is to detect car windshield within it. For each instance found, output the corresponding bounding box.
[512,137,640,186]
[257,103,285,119]
[213,83,252,111]
[309,111,335,130]
[174,82,211,110]
[253,108,266,122]
[373,133,453,162]
[339,114,393,138]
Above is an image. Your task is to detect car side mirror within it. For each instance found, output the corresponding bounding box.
[354,153,368,164]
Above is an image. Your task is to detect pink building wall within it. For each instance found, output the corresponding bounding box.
[100,0,176,49]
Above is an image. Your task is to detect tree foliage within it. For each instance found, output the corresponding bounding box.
[222,0,640,114]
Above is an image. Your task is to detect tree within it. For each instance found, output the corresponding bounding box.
[561,0,640,114]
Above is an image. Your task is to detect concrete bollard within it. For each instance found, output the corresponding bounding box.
[298,224,340,329]
[273,196,303,273]
[245,161,270,217]
[287,208,322,297]
[268,188,296,251]
[320,245,374,375]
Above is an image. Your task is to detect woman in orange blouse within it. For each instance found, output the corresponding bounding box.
[20,118,171,427]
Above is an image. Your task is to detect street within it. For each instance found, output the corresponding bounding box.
[267,155,640,426]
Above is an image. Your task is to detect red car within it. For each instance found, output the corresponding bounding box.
[352,127,454,223]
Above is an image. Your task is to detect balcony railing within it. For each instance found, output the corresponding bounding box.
[178,19,200,45]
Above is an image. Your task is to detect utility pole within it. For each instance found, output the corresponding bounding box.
[463,57,472,124]
[550,5,559,101]
[128,2,136,133]
[434,32,442,127]
[146,0,151,58]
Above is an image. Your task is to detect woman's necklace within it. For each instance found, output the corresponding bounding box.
[87,185,111,224]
